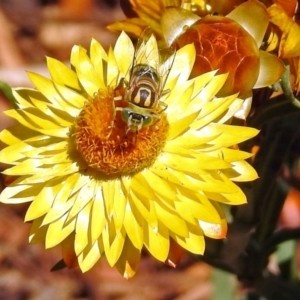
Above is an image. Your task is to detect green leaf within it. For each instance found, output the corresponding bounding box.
[0,81,17,108]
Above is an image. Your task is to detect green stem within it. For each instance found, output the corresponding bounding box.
[280,64,300,108]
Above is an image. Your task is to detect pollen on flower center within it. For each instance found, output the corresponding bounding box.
[73,87,169,175]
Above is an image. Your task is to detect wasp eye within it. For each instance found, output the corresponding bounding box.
[121,109,130,122]
[142,115,152,127]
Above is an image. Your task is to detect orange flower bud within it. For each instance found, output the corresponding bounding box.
[173,16,260,98]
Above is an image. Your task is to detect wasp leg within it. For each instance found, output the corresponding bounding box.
[115,77,128,90]
[113,106,135,140]
[106,95,124,139]
[161,88,171,97]
[159,101,168,112]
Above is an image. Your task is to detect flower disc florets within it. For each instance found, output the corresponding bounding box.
[74,87,169,176]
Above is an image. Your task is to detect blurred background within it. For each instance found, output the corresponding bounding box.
[0,1,216,299]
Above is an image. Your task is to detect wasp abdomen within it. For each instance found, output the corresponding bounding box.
[128,64,160,109]
[132,84,156,108]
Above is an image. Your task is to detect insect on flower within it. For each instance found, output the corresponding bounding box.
[114,28,176,137]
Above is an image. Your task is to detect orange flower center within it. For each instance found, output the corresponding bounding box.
[74,87,169,176]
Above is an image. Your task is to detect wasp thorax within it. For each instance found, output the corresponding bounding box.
[73,87,169,176]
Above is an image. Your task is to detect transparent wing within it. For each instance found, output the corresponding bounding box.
[158,45,176,93]
[128,27,176,97]
[134,27,159,70]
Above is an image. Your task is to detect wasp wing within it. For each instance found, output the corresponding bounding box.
[158,45,176,95]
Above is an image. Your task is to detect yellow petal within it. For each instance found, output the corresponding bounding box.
[0,182,41,203]
[176,187,225,224]
[131,172,158,201]
[232,97,251,120]
[0,141,32,164]
[170,224,205,254]
[22,141,67,159]
[27,151,70,166]
[78,240,102,272]
[107,18,147,38]
[27,72,76,112]
[107,47,119,87]
[46,56,81,90]
[150,162,237,194]
[227,0,269,47]
[199,219,227,239]
[42,174,79,225]
[69,173,89,195]
[191,95,238,130]
[209,147,253,162]
[75,46,105,95]
[167,111,199,140]
[12,163,78,184]
[215,177,247,204]
[90,186,107,244]
[0,124,38,145]
[225,160,258,182]
[197,123,259,147]
[90,38,107,77]
[143,222,169,262]
[12,87,38,109]
[159,152,231,173]
[25,178,63,221]
[154,201,189,237]
[115,237,141,279]
[102,180,116,219]
[45,213,75,248]
[196,73,229,103]
[12,109,64,130]
[112,180,126,232]
[67,179,96,220]
[114,31,134,78]
[129,189,158,230]
[254,50,285,88]
[102,225,126,267]
[166,81,195,119]
[74,200,93,255]
[3,110,68,139]
[167,130,218,149]
[143,170,179,202]
[142,33,160,69]
[165,43,195,87]
[54,82,86,110]
[123,201,144,250]
[70,44,83,68]
[268,3,300,57]
[30,96,74,126]
[161,7,200,46]
[173,200,198,225]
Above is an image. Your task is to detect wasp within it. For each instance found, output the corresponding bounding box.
[114,28,175,136]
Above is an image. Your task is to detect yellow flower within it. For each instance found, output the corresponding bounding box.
[0,32,258,278]
[267,3,300,93]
